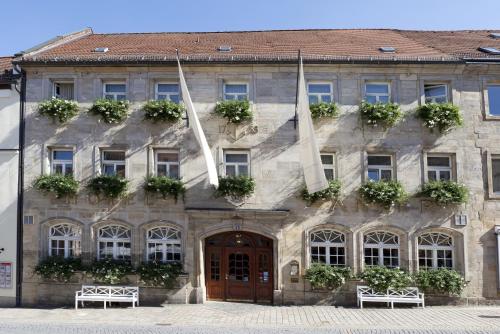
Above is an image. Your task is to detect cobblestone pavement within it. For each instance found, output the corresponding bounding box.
[0,302,499,333]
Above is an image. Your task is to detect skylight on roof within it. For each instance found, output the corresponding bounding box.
[217,45,232,52]
[379,46,396,53]
[478,47,500,55]
[93,47,109,53]
[489,33,500,39]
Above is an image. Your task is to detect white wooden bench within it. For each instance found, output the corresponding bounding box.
[75,285,139,309]
[357,285,424,309]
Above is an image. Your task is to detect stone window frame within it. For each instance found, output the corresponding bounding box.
[139,220,186,269]
[153,148,180,179]
[155,81,181,102]
[42,144,78,179]
[43,75,79,101]
[221,149,251,177]
[52,80,75,100]
[416,232,454,270]
[422,151,457,183]
[93,145,130,178]
[411,227,465,275]
[39,218,85,262]
[304,224,353,270]
[357,226,408,271]
[363,150,398,182]
[309,229,347,267]
[97,76,129,102]
[481,77,500,121]
[95,223,132,262]
[307,81,334,104]
[100,150,126,178]
[304,73,340,104]
[360,76,399,104]
[145,225,183,264]
[102,81,128,101]
[486,150,500,199]
[363,230,401,268]
[418,77,458,106]
[216,73,255,103]
[222,81,249,101]
[320,151,338,181]
[48,223,82,259]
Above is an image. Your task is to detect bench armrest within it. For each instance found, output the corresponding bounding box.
[75,291,82,297]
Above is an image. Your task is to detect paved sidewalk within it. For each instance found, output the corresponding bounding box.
[0,302,499,333]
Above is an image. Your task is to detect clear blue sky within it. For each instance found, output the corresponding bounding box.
[1,0,499,55]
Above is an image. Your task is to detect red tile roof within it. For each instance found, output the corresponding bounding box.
[0,57,13,72]
[14,29,500,65]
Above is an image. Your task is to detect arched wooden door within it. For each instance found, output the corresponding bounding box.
[205,231,273,303]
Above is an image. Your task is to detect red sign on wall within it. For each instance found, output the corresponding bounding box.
[0,262,12,289]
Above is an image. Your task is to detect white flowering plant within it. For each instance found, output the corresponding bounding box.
[89,98,129,124]
[34,257,83,282]
[309,102,339,120]
[359,101,403,128]
[359,266,412,293]
[420,180,468,205]
[416,103,463,133]
[144,176,186,202]
[142,100,184,123]
[38,97,79,123]
[214,99,252,124]
[359,180,408,208]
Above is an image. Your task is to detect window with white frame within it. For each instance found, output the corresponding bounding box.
[367,155,393,181]
[310,230,346,266]
[146,226,182,263]
[48,223,81,258]
[103,82,127,101]
[223,83,248,101]
[53,82,74,100]
[51,149,73,176]
[101,151,125,177]
[365,82,390,104]
[364,231,400,268]
[487,85,500,116]
[155,150,179,179]
[155,83,180,103]
[424,83,448,103]
[224,151,249,176]
[418,232,453,269]
[320,153,335,180]
[427,155,452,181]
[492,155,500,194]
[97,225,131,261]
[308,82,333,104]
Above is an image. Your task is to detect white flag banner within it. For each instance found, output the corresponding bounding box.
[177,59,219,188]
[297,56,329,193]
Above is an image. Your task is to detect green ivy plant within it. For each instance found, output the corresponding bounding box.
[416,103,463,133]
[33,174,79,198]
[214,100,252,124]
[304,264,351,290]
[310,102,339,120]
[89,98,129,124]
[34,257,83,282]
[142,100,184,123]
[87,175,128,199]
[144,176,186,202]
[86,259,132,284]
[136,261,183,289]
[359,101,403,128]
[215,175,256,199]
[359,180,408,208]
[359,266,412,293]
[301,180,341,205]
[420,181,468,206]
[414,269,467,296]
[38,98,79,123]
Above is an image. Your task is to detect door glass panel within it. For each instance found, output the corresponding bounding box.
[228,253,250,282]
[258,254,270,283]
[210,253,220,281]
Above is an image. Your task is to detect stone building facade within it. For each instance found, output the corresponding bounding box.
[14,28,500,306]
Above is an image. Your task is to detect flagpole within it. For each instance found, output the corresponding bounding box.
[293,50,301,130]
[176,49,189,128]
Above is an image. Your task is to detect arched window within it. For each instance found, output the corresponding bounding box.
[364,231,400,268]
[97,225,131,261]
[310,230,346,266]
[48,223,81,258]
[146,226,182,263]
[418,232,453,269]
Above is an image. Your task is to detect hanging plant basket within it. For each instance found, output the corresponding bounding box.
[33,174,79,198]
[359,180,408,208]
[309,102,339,120]
[38,98,79,123]
[359,101,403,128]
[419,180,468,206]
[214,100,252,124]
[87,175,129,199]
[301,180,341,205]
[416,103,463,133]
[215,175,255,199]
[144,176,186,202]
[142,100,185,123]
[89,98,129,124]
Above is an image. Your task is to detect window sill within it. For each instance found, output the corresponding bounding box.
[484,114,500,121]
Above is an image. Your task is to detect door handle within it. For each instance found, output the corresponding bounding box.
[225,274,229,280]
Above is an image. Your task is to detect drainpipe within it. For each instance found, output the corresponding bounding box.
[14,68,26,307]
[496,226,500,291]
